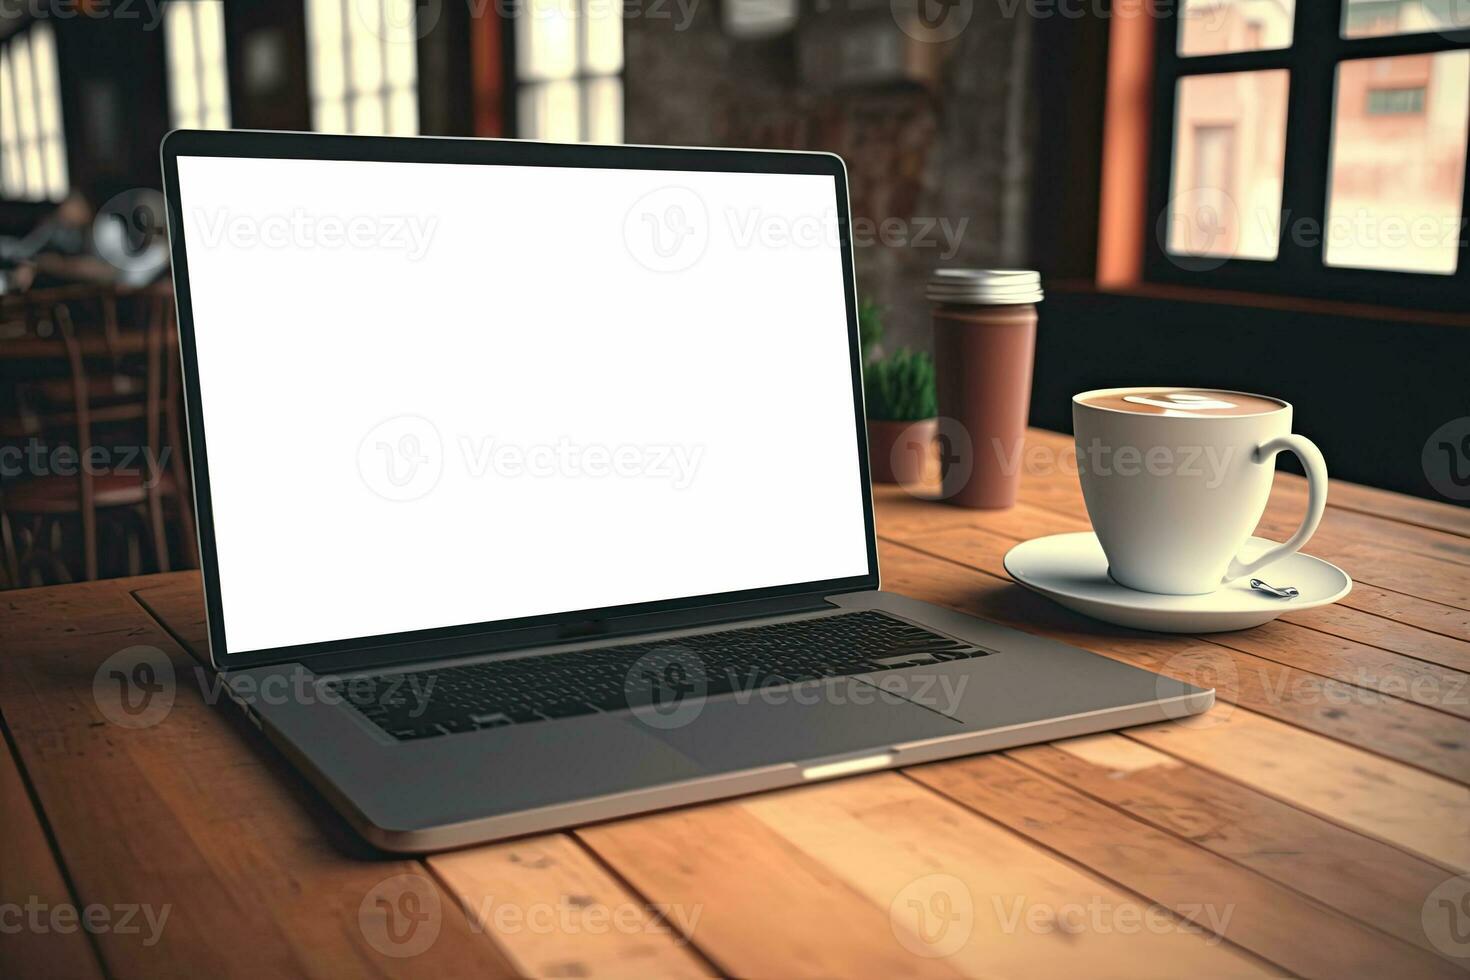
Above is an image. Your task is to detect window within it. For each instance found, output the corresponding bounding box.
[514,0,623,142]
[1147,1,1470,307]
[1365,85,1426,114]
[0,22,68,201]
[165,0,231,129]
[306,0,418,135]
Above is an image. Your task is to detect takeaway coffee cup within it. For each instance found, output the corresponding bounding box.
[929,269,1041,508]
[1072,387,1328,596]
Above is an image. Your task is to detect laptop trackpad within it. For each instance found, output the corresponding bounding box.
[649,677,961,771]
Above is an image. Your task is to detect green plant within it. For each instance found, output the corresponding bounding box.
[863,348,937,422]
[857,296,884,363]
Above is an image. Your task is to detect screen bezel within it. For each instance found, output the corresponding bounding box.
[161,129,879,670]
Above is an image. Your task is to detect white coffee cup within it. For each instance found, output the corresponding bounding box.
[1072,387,1327,596]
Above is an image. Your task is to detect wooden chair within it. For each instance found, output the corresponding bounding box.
[0,284,195,585]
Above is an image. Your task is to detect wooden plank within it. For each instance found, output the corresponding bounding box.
[741,773,1275,977]
[1205,620,1470,720]
[983,505,1470,665]
[0,579,521,980]
[1348,583,1470,643]
[1013,734,1469,967]
[1326,478,1470,540]
[429,835,713,979]
[1255,498,1470,568]
[900,520,1470,721]
[1129,708,1470,872]
[895,485,1470,659]
[0,731,105,980]
[909,754,1464,979]
[882,534,1470,782]
[576,797,967,978]
[1277,600,1470,674]
[130,572,207,658]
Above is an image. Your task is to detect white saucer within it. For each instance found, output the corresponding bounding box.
[1003,533,1352,633]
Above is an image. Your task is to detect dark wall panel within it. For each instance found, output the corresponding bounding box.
[1030,289,1470,504]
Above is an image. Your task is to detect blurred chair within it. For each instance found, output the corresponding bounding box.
[0,284,194,586]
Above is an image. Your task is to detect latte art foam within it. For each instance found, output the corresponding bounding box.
[1080,389,1284,417]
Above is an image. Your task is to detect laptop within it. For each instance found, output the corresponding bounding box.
[160,130,1211,852]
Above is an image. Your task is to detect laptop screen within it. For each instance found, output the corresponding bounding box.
[173,152,871,655]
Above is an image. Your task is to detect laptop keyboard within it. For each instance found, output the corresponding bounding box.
[322,610,992,741]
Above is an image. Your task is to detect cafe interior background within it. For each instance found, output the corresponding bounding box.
[0,0,1467,587]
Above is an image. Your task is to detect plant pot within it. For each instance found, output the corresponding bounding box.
[867,418,938,485]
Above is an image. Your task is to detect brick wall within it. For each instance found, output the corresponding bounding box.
[625,0,1037,353]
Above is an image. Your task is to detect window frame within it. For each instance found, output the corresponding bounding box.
[163,0,232,130]
[1144,1,1470,311]
[0,20,68,203]
[306,0,419,136]
[507,0,624,143]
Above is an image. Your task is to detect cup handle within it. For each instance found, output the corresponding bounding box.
[1224,434,1328,584]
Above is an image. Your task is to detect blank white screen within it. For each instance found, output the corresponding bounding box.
[175,154,870,653]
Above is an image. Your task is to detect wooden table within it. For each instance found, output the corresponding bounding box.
[4,428,1468,979]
